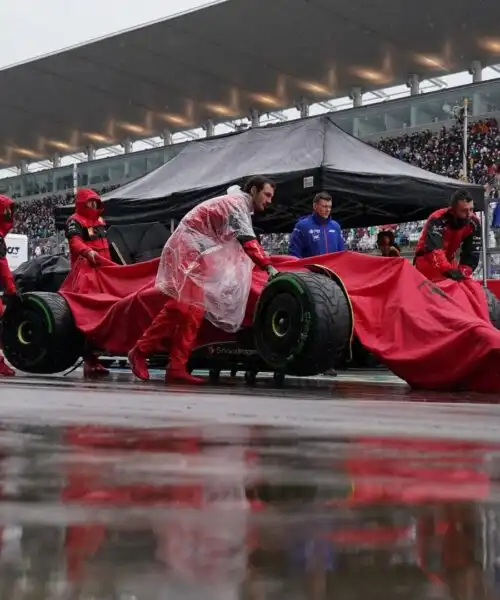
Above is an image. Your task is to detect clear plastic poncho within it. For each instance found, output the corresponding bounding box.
[156,186,255,332]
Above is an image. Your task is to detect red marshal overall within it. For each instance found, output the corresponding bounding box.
[65,188,112,267]
[0,195,17,376]
[0,195,16,299]
[414,208,481,282]
[65,188,111,378]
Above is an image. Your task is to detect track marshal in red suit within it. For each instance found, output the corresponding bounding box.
[128,176,279,385]
[65,188,112,267]
[0,195,19,377]
[414,190,481,282]
[65,188,113,378]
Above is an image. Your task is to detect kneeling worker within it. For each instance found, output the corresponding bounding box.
[128,176,279,385]
[414,190,480,282]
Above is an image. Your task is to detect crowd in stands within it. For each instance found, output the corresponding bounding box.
[4,118,500,258]
[14,194,69,256]
[11,185,119,257]
[375,118,499,186]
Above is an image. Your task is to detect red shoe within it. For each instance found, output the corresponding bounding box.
[0,357,15,377]
[166,369,204,385]
[83,357,109,379]
[128,347,150,381]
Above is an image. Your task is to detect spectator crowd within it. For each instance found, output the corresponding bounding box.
[9,185,119,257]
[5,119,500,258]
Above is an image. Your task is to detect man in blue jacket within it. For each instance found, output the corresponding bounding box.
[288,192,344,258]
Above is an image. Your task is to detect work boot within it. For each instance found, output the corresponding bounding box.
[166,368,204,385]
[128,347,150,381]
[166,305,205,385]
[83,355,109,379]
[0,357,15,377]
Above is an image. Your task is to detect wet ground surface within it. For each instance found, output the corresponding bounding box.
[0,369,498,599]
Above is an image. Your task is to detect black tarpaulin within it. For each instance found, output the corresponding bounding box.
[55,114,484,231]
[14,254,70,293]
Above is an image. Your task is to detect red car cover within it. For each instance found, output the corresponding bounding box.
[488,279,500,298]
[59,252,500,393]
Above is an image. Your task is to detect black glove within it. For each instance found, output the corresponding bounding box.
[445,269,466,281]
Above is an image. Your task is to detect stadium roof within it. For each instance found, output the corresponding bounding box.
[1,0,500,168]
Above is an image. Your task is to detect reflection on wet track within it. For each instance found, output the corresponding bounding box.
[0,371,498,598]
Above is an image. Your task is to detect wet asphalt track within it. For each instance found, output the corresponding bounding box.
[0,369,498,599]
[0,368,499,441]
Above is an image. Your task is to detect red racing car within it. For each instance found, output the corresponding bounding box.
[3,251,500,392]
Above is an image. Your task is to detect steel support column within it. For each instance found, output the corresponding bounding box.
[407,74,420,96]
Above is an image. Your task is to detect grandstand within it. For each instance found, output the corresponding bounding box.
[1,0,499,170]
[1,0,499,265]
[5,82,500,262]
[2,76,500,196]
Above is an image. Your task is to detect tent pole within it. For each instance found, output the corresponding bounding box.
[462,98,468,181]
[72,163,78,196]
[482,200,489,286]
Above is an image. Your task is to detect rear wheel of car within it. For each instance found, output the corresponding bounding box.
[253,271,352,376]
[485,287,500,330]
[2,292,84,374]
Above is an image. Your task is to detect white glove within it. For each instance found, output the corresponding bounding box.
[84,250,99,266]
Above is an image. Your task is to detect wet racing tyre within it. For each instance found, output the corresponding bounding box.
[485,287,500,330]
[2,292,85,374]
[253,271,352,376]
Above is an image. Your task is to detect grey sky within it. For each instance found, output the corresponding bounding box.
[0,0,220,69]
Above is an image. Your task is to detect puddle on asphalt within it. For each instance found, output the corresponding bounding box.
[0,423,497,599]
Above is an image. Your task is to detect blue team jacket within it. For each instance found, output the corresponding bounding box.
[288,214,344,258]
[493,202,500,228]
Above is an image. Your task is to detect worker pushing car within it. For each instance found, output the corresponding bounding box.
[128,176,279,385]
[65,188,113,378]
[414,190,481,282]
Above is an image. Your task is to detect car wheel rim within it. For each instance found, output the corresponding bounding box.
[17,321,34,345]
[259,293,303,357]
[271,309,291,338]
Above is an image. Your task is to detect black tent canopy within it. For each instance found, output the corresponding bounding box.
[107,222,170,264]
[55,115,484,231]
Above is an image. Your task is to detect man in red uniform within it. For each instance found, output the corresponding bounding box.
[66,188,112,267]
[128,176,279,385]
[65,188,113,378]
[0,195,18,376]
[414,190,481,282]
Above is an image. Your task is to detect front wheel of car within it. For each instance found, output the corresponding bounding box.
[253,271,352,376]
[2,292,84,374]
